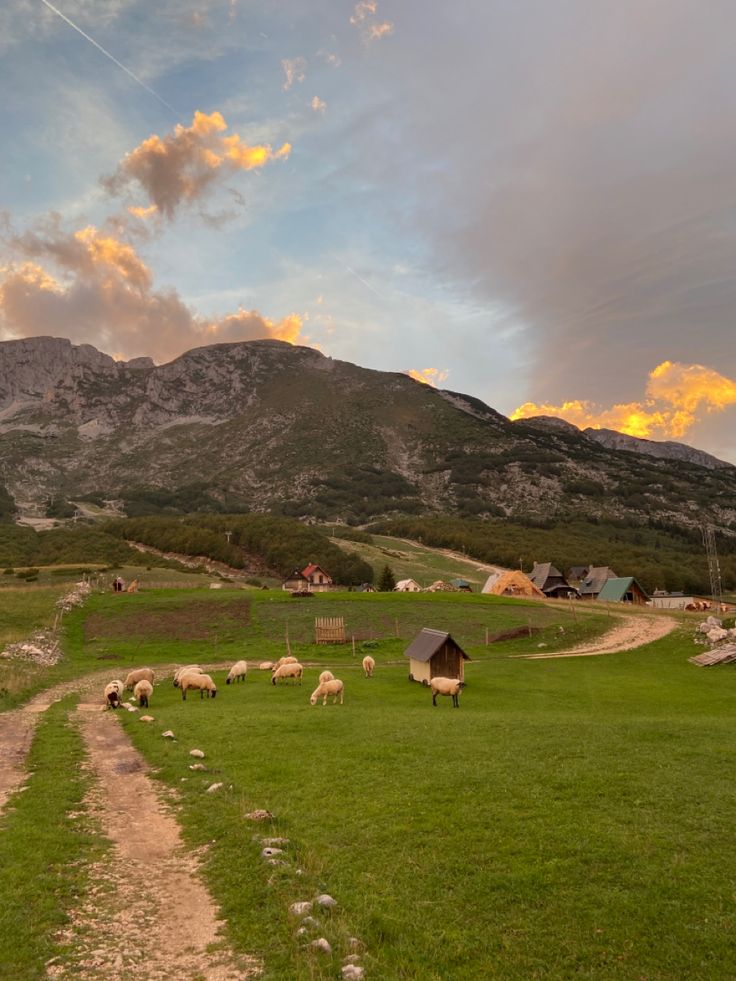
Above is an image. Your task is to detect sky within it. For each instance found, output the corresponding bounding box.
[1,0,736,461]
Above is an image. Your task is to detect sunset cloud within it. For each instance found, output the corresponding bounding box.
[310,96,327,114]
[281,56,306,91]
[511,361,736,441]
[405,367,449,387]
[0,223,306,363]
[350,1,393,42]
[104,111,291,219]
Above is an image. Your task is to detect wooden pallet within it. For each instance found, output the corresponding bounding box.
[315,616,346,644]
[689,644,736,666]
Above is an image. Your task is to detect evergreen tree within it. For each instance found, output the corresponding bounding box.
[378,564,396,592]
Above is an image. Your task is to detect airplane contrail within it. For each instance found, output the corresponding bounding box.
[330,252,386,299]
[39,0,182,120]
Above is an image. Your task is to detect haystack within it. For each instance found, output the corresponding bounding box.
[481,570,544,599]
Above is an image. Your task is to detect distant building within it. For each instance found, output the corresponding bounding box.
[650,590,694,610]
[404,628,471,685]
[528,562,578,598]
[301,563,333,592]
[450,578,472,592]
[282,569,310,592]
[394,578,422,592]
[579,566,617,600]
[482,570,545,599]
[597,576,649,605]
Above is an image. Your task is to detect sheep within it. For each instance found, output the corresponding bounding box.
[430,676,462,708]
[226,660,248,684]
[318,670,335,684]
[133,678,153,708]
[104,679,124,709]
[180,671,217,700]
[259,661,274,671]
[310,679,344,705]
[173,665,202,688]
[124,667,155,691]
[362,655,375,678]
[271,662,304,686]
[271,656,299,672]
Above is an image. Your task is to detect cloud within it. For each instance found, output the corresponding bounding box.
[0,222,305,363]
[310,96,327,114]
[511,361,736,441]
[104,111,291,219]
[281,56,307,91]
[405,367,449,387]
[350,1,394,42]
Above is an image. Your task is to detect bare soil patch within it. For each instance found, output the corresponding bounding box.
[84,598,252,643]
[50,709,260,980]
[517,613,677,659]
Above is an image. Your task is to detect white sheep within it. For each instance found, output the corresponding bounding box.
[124,667,155,691]
[180,672,217,700]
[272,656,299,672]
[430,676,462,708]
[362,655,375,678]
[318,670,335,684]
[259,661,274,671]
[310,678,344,705]
[226,660,248,684]
[271,662,304,686]
[133,678,153,708]
[173,665,202,688]
[104,679,124,709]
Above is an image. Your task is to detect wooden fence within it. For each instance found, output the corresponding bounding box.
[315,617,346,644]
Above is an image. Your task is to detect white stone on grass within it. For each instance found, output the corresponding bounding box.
[310,938,332,955]
[262,847,284,858]
[342,965,365,979]
[189,763,207,771]
[289,901,313,916]
[162,730,175,739]
[139,715,154,723]
[315,893,337,909]
[189,748,205,758]
[206,782,223,793]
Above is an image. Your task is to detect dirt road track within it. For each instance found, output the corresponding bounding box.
[516,613,678,659]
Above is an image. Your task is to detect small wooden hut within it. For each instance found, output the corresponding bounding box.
[404,628,470,685]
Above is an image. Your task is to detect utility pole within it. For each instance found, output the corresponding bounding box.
[702,524,724,612]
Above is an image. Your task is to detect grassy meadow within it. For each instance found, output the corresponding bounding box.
[4,583,735,979]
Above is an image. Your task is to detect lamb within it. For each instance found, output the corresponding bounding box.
[271,662,304,685]
[104,680,124,709]
[173,665,202,688]
[180,671,217,700]
[133,678,153,708]
[362,655,375,678]
[124,667,155,691]
[318,670,335,684]
[430,676,462,708]
[310,679,344,705]
[226,660,248,684]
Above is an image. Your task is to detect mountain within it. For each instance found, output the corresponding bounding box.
[582,427,732,471]
[1,335,735,532]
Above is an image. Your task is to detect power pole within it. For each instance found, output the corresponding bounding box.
[702,524,724,612]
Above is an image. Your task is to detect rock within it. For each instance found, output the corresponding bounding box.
[301,916,319,929]
[348,937,363,951]
[289,901,313,916]
[343,954,361,964]
[342,965,365,979]
[162,730,175,739]
[310,938,332,955]
[296,927,308,937]
[262,847,284,858]
[206,782,223,793]
[261,837,289,847]
[315,893,337,909]
[189,749,205,759]
[189,763,207,771]
[139,715,154,723]
[245,809,274,821]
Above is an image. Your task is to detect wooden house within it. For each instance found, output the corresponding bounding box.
[578,566,617,599]
[394,578,422,592]
[282,569,310,592]
[597,576,649,605]
[301,563,333,592]
[528,562,578,598]
[450,578,472,592]
[404,628,470,685]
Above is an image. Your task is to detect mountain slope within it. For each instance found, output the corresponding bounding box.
[1,335,735,531]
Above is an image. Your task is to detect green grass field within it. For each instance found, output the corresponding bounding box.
[4,584,733,979]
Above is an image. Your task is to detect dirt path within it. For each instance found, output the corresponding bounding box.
[517,613,678,659]
[50,706,259,980]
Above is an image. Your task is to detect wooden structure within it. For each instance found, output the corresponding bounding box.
[315,616,346,644]
[597,576,649,605]
[394,578,422,592]
[689,644,736,666]
[302,563,333,592]
[404,628,470,685]
[529,562,578,599]
[578,566,617,599]
[282,569,310,592]
[482,570,544,599]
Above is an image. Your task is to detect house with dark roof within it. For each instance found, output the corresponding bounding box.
[597,576,649,605]
[566,565,590,587]
[579,566,617,599]
[404,628,470,685]
[528,562,577,598]
[282,569,310,592]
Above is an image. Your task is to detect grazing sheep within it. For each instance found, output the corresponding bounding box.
[362,655,375,678]
[124,667,155,691]
[226,660,248,684]
[318,670,335,684]
[272,656,299,672]
[310,679,344,705]
[259,661,274,671]
[271,662,304,686]
[180,672,217,700]
[173,665,202,688]
[104,680,124,709]
[133,678,153,708]
[430,676,462,708]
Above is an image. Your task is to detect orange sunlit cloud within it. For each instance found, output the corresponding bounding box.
[405,367,449,387]
[350,0,394,42]
[104,111,291,219]
[511,361,736,440]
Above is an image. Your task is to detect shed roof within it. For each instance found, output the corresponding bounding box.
[597,577,649,602]
[404,628,471,664]
[579,566,617,594]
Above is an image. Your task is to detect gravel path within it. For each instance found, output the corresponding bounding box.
[516,613,678,659]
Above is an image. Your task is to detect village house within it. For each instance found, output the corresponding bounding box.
[578,566,617,600]
[301,563,334,592]
[394,578,422,592]
[482,570,545,599]
[597,576,649,605]
[404,628,470,685]
[282,569,310,592]
[528,562,578,598]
